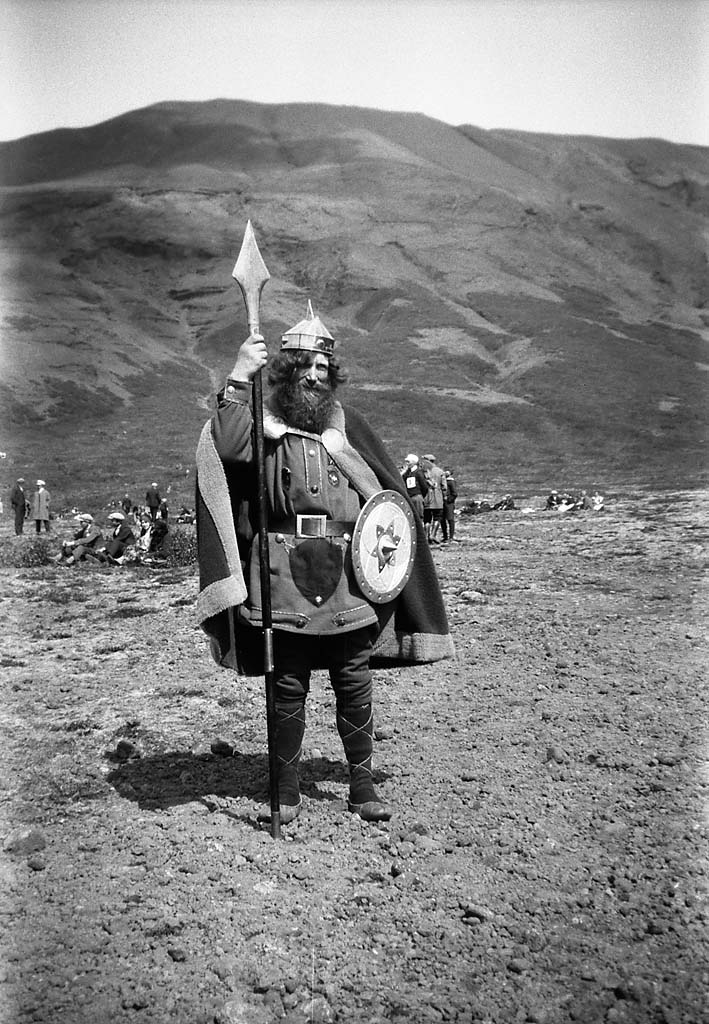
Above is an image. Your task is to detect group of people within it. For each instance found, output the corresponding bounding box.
[5,473,174,566]
[400,453,458,543]
[9,478,51,535]
[462,494,516,515]
[55,510,137,566]
[546,489,604,512]
[120,484,169,523]
[55,505,171,566]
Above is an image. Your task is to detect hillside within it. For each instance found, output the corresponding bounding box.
[0,100,707,508]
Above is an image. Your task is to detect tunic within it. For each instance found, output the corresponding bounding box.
[211,380,379,635]
[196,380,455,674]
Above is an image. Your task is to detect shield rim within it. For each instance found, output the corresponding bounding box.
[351,489,416,604]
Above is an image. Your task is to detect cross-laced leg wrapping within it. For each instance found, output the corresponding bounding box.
[336,703,391,821]
[275,700,305,822]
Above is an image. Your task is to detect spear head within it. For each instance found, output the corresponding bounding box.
[232,220,270,334]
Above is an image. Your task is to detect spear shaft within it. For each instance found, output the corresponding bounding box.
[232,221,281,839]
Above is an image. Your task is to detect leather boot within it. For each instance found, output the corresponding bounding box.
[275,700,305,823]
[336,703,392,822]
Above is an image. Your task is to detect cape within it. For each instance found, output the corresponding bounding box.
[195,400,455,674]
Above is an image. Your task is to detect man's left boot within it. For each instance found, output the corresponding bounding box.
[336,703,392,822]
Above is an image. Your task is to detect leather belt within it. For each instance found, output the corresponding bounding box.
[273,514,355,539]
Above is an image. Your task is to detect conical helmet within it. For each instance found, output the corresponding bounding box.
[281,300,335,355]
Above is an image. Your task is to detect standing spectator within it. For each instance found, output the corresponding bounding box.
[121,493,132,515]
[441,467,458,543]
[31,480,51,533]
[422,454,447,544]
[145,482,161,522]
[10,477,26,535]
[400,453,428,521]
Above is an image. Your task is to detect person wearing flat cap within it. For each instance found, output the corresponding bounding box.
[196,301,454,826]
[57,513,104,564]
[96,512,136,564]
[31,480,51,534]
[9,478,27,535]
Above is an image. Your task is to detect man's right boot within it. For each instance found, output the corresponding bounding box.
[274,700,306,824]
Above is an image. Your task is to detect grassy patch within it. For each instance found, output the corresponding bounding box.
[165,525,197,567]
[0,536,54,568]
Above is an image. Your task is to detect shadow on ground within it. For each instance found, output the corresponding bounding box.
[106,750,390,811]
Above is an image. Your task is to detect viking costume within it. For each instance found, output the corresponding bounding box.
[196,305,454,823]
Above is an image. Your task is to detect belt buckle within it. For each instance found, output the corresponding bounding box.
[296,514,327,538]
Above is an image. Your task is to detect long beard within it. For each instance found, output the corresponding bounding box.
[275,380,337,434]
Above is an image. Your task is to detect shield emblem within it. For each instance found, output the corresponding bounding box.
[351,490,416,604]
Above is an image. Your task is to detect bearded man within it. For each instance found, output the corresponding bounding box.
[196,306,453,825]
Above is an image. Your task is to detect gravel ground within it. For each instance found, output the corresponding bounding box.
[1,491,707,1024]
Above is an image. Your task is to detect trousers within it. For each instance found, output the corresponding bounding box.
[273,623,379,712]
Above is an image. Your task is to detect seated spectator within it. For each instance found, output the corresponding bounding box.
[148,518,169,552]
[146,518,170,560]
[96,512,136,565]
[56,513,104,564]
[134,512,153,553]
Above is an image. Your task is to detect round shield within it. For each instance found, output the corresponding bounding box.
[351,490,416,604]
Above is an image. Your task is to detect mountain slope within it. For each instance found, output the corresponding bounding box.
[0,100,707,506]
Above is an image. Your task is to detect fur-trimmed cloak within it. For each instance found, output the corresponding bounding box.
[195,400,455,674]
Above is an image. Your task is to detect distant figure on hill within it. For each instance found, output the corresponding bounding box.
[145,482,161,522]
[400,453,429,520]
[159,498,169,521]
[591,491,605,511]
[31,480,51,533]
[121,493,132,515]
[10,478,27,535]
[441,467,458,542]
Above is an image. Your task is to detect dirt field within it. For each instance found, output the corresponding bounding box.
[1,492,707,1024]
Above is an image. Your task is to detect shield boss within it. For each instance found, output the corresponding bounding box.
[351,490,416,604]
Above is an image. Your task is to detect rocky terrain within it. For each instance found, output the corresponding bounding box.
[1,490,707,1024]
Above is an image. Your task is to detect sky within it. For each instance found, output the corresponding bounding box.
[1,0,708,146]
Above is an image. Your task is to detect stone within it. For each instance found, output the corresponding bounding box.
[115,739,139,761]
[375,725,395,740]
[211,738,234,757]
[3,828,46,856]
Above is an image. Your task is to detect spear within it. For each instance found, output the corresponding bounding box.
[232,221,281,839]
